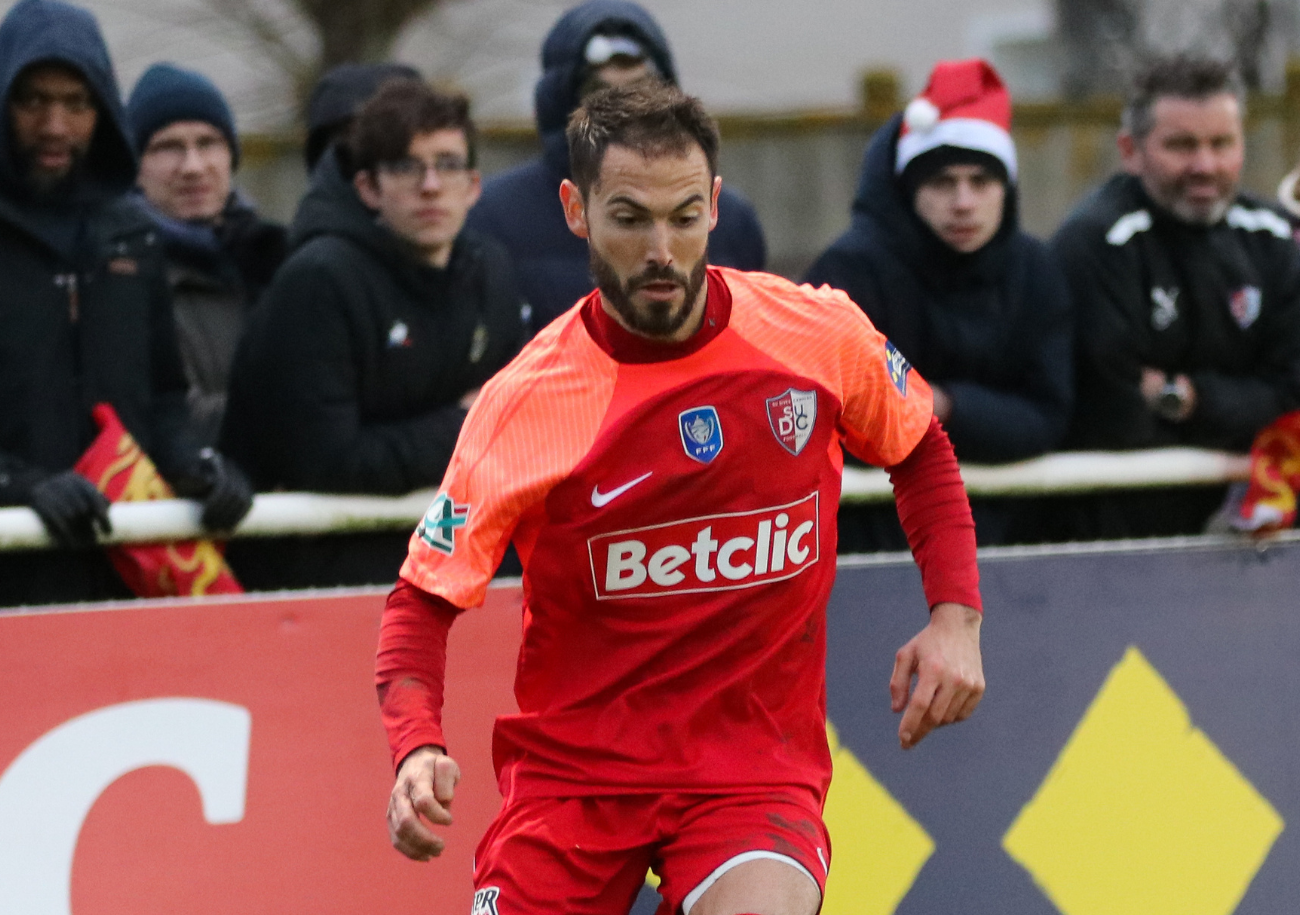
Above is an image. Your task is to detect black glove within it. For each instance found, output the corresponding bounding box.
[172,448,254,533]
[28,470,112,549]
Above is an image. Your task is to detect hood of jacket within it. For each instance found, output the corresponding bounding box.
[851,113,1020,289]
[290,145,375,251]
[534,0,676,176]
[0,0,136,202]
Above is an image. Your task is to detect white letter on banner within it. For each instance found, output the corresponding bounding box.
[0,698,252,915]
[606,541,648,591]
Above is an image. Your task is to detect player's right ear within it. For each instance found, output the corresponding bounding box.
[559,179,589,239]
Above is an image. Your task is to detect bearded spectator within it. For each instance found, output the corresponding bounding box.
[0,0,251,605]
[1053,54,1300,537]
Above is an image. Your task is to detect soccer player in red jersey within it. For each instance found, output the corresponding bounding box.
[376,83,985,915]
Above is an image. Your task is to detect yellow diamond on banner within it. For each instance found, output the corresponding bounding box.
[1004,646,1284,915]
[821,721,934,915]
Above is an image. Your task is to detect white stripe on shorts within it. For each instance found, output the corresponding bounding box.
[681,850,821,915]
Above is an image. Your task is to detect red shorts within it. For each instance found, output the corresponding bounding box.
[471,789,829,915]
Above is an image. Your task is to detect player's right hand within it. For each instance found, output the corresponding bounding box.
[387,745,461,861]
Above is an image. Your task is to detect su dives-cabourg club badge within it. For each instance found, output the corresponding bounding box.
[766,388,817,456]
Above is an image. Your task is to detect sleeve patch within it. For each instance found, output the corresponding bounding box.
[416,493,471,555]
[885,340,912,396]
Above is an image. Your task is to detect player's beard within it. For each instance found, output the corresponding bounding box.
[590,246,709,339]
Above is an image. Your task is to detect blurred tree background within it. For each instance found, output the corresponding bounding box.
[1058,0,1298,96]
[200,0,451,107]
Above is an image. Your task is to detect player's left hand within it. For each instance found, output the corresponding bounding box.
[890,602,984,750]
[387,745,461,861]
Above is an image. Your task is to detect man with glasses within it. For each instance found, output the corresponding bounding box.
[0,0,253,605]
[128,62,287,447]
[222,80,526,510]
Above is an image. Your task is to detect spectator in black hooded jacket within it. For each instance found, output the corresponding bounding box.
[222,80,526,496]
[222,81,526,589]
[805,59,1072,547]
[0,0,251,606]
[465,0,766,333]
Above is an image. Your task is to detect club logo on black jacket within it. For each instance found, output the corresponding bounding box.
[1151,287,1179,331]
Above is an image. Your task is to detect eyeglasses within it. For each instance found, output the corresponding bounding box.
[142,135,230,166]
[379,154,473,189]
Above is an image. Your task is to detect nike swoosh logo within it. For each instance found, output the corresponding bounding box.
[591,471,653,508]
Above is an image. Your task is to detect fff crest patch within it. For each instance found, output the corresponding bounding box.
[417,492,470,555]
[766,388,817,456]
[1230,286,1262,329]
[885,340,912,396]
[679,406,724,463]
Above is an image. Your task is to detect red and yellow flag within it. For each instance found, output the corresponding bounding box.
[1236,411,1300,534]
[74,404,242,597]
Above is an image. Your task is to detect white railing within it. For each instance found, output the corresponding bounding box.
[0,448,1253,552]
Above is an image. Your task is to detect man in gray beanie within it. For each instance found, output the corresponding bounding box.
[128,62,287,447]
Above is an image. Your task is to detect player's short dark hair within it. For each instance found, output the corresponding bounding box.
[348,80,477,175]
[567,82,719,196]
[1122,53,1244,141]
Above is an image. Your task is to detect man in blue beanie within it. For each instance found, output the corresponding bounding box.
[0,1,253,606]
[465,0,767,333]
[128,62,288,447]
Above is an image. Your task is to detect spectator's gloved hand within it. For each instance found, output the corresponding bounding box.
[172,448,254,533]
[28,470,112,549]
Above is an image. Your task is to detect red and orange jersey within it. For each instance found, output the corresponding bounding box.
[402,267,932,802]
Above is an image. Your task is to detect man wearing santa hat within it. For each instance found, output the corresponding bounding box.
[805,58,1073,547]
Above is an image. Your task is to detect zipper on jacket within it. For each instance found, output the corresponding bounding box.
[55,273,79,323]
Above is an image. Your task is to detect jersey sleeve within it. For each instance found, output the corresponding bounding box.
[400,314,618,608]
[813,283,935,467]
[399,384,527,608]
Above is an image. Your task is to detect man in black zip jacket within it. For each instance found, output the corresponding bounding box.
[0,0,251,606]
[223,80,526,497]
[222,81,526,589]
[1052,54,1300,537]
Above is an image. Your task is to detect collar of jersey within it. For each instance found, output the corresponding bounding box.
[582,266,733,364]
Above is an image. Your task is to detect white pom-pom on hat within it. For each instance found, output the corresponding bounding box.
[903,97,940,134]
